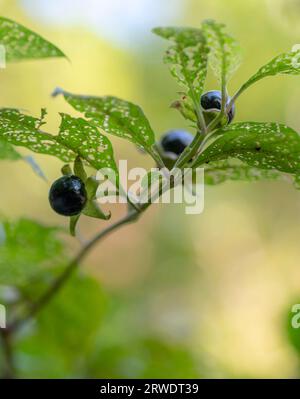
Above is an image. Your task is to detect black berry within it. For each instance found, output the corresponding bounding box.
[156,130,194,170]
[201,90,235,124]
[160,130,194,156]
[49,175,87,216]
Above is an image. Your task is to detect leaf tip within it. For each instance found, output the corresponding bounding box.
[52,87,65,98]
[152,27,165,38]
[69,214,80,237]
[152,27,160,34]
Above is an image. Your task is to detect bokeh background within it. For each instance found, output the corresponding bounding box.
[1,0,300,378]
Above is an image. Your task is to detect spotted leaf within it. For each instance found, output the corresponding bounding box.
[194,122,300,175]
[54,88,155,152]
[202,20,242,83]
[0,109,74,161]
[0,16,65,62]
[0,109,117,173]
[58,114,118,173]
[153,26,209,98]
[237,49,300,96]
[204,159,282,185]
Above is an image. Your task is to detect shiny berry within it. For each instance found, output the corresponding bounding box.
[157,130,194,170]
[49,175,87,216]
[160,130,194,156]
[200,90,235,124]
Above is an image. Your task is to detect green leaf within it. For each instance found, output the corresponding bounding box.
[152,26,209,98]
[85,176,101,199]
[53,88,155,152]
[0,108,75,161]
[204,159,282,185]
[0,109,117,173]
[69,215,80,237]
[0,140,21,160]
[82,200,110,220]
[37,108,48,128]
[237,49,300,95]
[58,114,118,173]
[195,122,300,175]
[68,175,110,236]
[73,156,87,182]
[202,19,242,83]
[0,218,66,286]
[0,16,66,62]
[70,166,111,236]
[82,177,110,220]
[171,94,197,126]
[61,164,72,176]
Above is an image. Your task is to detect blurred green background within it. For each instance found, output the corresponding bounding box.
[1,0,300,378]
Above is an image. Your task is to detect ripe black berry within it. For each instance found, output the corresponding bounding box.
[160,130,194,156]
[200,90,235,124]
[157,130,194,170]
[49,175,87,216]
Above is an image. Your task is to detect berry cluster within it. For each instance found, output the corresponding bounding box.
[49,91,235,214]
[157,90,235,168]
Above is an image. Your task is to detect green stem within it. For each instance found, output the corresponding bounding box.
[190,131,220,168]
[189,87,207,135]
[174,131,204,169]
[148,147,165,169]
[172,85,207,170]
[227,85,244,113]
[206,83,227,133]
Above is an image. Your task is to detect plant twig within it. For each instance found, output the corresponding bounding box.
[9,209,140,333]
[226,85,244,113]
[174,130,203,169]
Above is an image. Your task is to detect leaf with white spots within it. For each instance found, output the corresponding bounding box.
[204,159,282,185]
[54,89,155,152]
[237,49,300,96]
[0,16,65,62]
[0,109,75,162]
[152,26,209,98]
[0,109,117,173]
[194,122,300,175]
[202,20,242,83]
[58,114,118,173]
